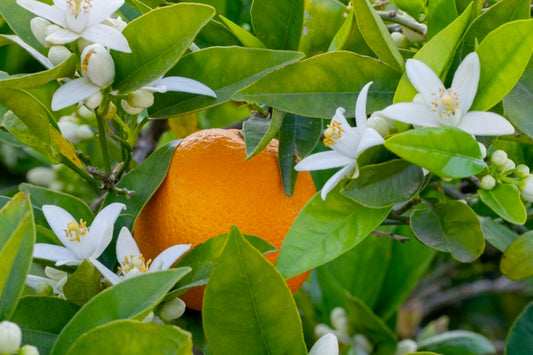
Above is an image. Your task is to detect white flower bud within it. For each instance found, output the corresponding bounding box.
[81,44,115,87]
[480,175,496,190]
[128,89,154,109]
[0,321,21,354]
[308,333,339,355]
[503,159,516,172]
[30,17,52,47]
[353,334,373,354]
[44,267,68,281]
[394,339,417,355]
[491,150,508,167]
[75,125,94,140]
[77,105,94,119]
[520,176,533,202]
[151,316,165,325]
[141,311,154,323]
[330,307,349,335]
[101,102,117,120]
[121,99,143,115]
[367,112,391,137]
[26,167,55,187]
[58,120,81,144]
[314,324,334,339]
[391,32,409,48]
[19,345,40,355]
[516,164,530,179]
[159,298,186,321]
[48,46,72,66]
[84,91,104,110]
[478,142,487,159]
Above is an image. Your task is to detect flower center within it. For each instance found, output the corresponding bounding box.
[119,254,152,275]
[64,219,88,242]
[66,0,92,17]
[323,121,344,147]
[431,88,461,126]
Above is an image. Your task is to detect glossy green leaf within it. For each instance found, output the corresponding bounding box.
[219,15,266,48]
[67,320,192,355]
[63,260,103,306]
[394,4,472,103]
[472,20,533,111]
[278,113,322,195]
[242,111,284,160]
[342,160,424,208]
[345,296,397,355]
[478,184,527,225]
[21,329,56,355]
[129,0,165,13]
[427,0,458,39]
[277,189,391,278]
[479,216,518,253]
[203,226,307,355]
[0,0,45,51]
[0,192,34,320]
[503,67,533,138]
[417,330,496,355]
[384,127,485,178]
[51,269,191,355]
[113,3,216,92]
[352,0,404,72]
[234,51,400,119]
[12,296,79,334]
[251,0,304,50]
[149,47,304,118]
[390,0,425,20]
[500,231,533,280]
[506,301,533,355]
[195,19,241,47]
[411,201,484,262]
[328,9,356,51]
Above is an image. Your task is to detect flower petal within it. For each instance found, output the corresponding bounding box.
[309,333,339,355]
[381,102,441,127]
[17,0,66,27]
[149,244,191,272]
[405,58,445,106]
[149,76,217,97]
[295,150,354,171]
[25,275,57,290]
[320,162,356,200]
[355,81,373,131]
[1,34,53,69]
[42,205,77,247]
[90,223,114,259]
[89,257,122,285]
[88,202,126,251]
[33,243,81,266]
[116,227,141,267]
[45,28,79,44]
[81,24,131,53]
[357,128,384,155]
[329,108,360,157]
[457,111,515,136]
[451,52,480,113]
[51,77,101,111]
[88,0,124,26]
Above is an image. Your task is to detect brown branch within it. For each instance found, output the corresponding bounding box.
[133,119,169,163]
[372,230,410,243]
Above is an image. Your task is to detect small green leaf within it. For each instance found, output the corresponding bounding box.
[410,201,485,262]
[417,330,496,355]
[276,189,391,278]
[503,67,533,138]
[12,296,79,334]
[473,20,533,111]
[478,184,527,225]
[66,320,192,354]
[219,15,266,48]
[243,110,284,160]
[506,301,533,355]
[234,51,400,119]
[384,127,485,178]
[500,231,533,280]
[342,160,424,208]
[251,0,304,50]
[51,269,191,355]
[203,226,307,355]
[113,3,216,92]
[479,217,518,253]
[63,260,103,306]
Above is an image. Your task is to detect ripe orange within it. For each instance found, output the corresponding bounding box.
[133,128,316,310]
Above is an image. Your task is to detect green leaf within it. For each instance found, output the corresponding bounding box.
[195,19,241,47]
[251,0,304,50]
[0,0,45,52]
[427,0,458,39]
[67,320,192,355]
[506,301,533,355]
[219,15,266,48]
[503,67,533,138]
[278,113,322,195]
[394,3,472,103]
[276,189,391,278]
[472,20,533,111]
[63,260,103,306]
[21,329,56,355]
[384,127,486,178]
[242,111,284,160]
[352,0,404,72]
[479,216,518,253]
[203,226,307,355]
[12,296,79,334]
[113,3,216,92]
[234,51,400,119]
[51,269,190,355]
[500,231,533,280]
[345,296,397,355]
[0,192,34,320]
[478,184,527,225]
[417,330,496,355]
[390,0,425,20]
[410,201,484,262]
[342,160,424,208]
[149,47,304,118]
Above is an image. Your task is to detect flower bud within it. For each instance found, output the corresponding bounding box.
[48,46,72,66]
[19,345,40,355]
[391,32,409,48]
[100,102,117,120]
[151,316,165,325]
[394,339,417,354]
[142,311,155,323]
[367,112,391,137]
[330,307,349,335]
[0,321,21,354]
[480,175,496,190]
[84,91,104,110]
[491,150,508,167]
[516,164,530,179]
[81,44,115,87]
[58,120,81,144]
[128,89,155,109]
[121,99,143,115]
[26,167,55,187]
[159,298,186,321]
[353,334,373,354]
[44,267,68,281]
[308,333,339,355]
[44,24,61,44]
[30,17,51,47]
[503,159,516,172]
[35,282,53,296]
[75,125,94,140]
[478,142,487,159]
[314,323,334,339]
[520,176,533,202]
[77,105,94,119]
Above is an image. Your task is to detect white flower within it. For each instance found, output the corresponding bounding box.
[308,333,339,355]
[33,202,125,266]
[17,0,131,53]
[51,43,114,110]
[0,321,21,355]
[294,82,384,200]
[25,267,68,296]
[381,52,514,136]
[90,227,191,284]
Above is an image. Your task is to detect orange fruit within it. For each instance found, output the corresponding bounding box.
[134,128,316,310]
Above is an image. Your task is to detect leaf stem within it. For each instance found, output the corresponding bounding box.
[377,10,427,36]
[95,110,111,174]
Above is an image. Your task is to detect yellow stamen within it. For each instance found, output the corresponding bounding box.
[323,121,344,147]
[67,0,92,17]
[64,219,88,242]
[119,254,152,275]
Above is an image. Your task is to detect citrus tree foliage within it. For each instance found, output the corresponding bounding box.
[1,0,533,354]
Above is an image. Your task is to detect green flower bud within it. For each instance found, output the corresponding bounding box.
[480,175,496,190]
[121,99,143,115]
[503,159,516,172]
[159,298,186,321]
[0,321,21,354]
[391,32,409,48]
[101,102,117,120]
[516,164,530,179]
[491,150,508,167]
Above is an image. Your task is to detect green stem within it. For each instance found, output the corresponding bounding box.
[96,112,111,174]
